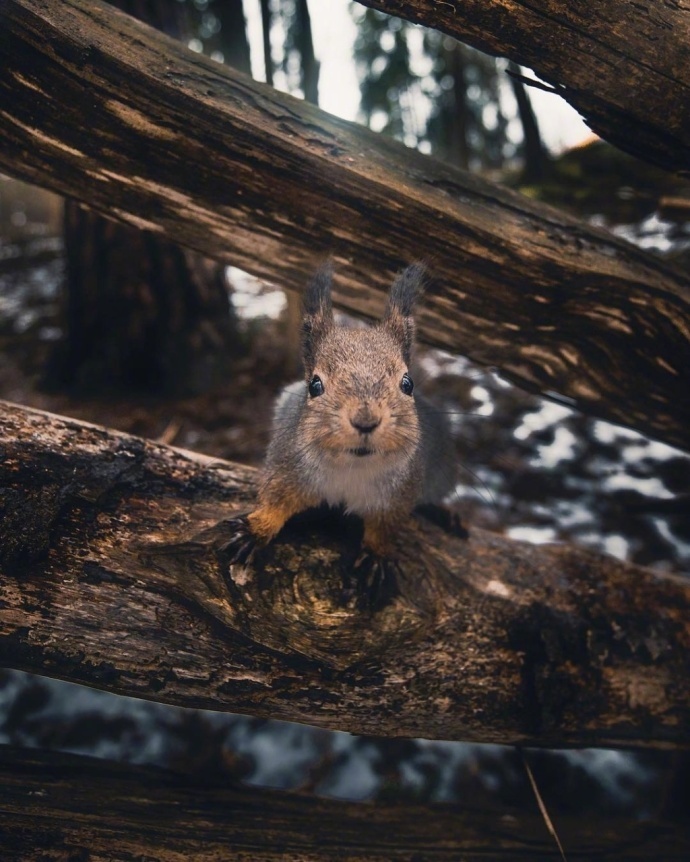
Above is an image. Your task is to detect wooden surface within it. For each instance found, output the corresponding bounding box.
[358,0,690,175]
[1,0,689,450]
[1,401,688,749]
[0,746,687,861]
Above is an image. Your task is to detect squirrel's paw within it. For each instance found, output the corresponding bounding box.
[218,516,258,567]
[349,550,401,610]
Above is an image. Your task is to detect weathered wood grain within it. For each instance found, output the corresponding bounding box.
[1,0,689,450]
[358,0,690,175]
[1,401,688,749]
[0,747,687,861]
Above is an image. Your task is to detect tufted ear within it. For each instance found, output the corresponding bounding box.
[383,262,426,364]
[302,262,334,373]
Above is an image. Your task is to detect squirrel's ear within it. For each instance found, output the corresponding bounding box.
[383,262,426,363]
[302,262,334,372]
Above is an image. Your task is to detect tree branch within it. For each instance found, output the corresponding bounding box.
[357,0,690,175]
[1,401,688,749]
[0,0,689,450]
[0,747,687,861]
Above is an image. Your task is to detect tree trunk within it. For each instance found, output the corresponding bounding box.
[50,201,238,394]
[1,401,688,750]
[212,0,252,74]
[356,0,690,175]
[259,0,274,86]
[444,42,471,170]
[294,0,319,104]
[508,62,547,184]
[0,747,687,861]
[1,0,689,450]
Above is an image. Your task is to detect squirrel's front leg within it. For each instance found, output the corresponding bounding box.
[221,481,316,566]
[351,511,406,608]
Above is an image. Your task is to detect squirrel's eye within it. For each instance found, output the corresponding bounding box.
[308,375,324,398]
[400,373,414,396]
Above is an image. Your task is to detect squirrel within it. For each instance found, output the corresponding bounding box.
[222,262,461,603]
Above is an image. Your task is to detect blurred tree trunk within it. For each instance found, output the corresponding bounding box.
[508,62,547,184]
[445,43,470,170]
[1,747,688,862]
[259,0,274,85]
[274,0,320,104]
[50,204,237,393]
[294,0,319,104]
[50,0,239,395]
[211,0,252,74]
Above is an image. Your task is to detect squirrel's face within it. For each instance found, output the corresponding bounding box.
[298,262,427,465]
[301,326,420,462]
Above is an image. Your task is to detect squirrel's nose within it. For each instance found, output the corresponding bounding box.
[350,414,381,434]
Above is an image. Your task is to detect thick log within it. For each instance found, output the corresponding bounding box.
[358,0,690,176]
[1,0,689,451]
[1,402,688,749]
[0,747,688,861]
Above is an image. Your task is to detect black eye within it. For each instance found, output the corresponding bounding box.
[308,375,324,398]
[400,373,414,396]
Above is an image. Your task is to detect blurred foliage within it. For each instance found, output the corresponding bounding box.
[177,0,318,99]
[352,6,515,171]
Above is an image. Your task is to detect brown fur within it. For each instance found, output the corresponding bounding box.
[243,263,455,559]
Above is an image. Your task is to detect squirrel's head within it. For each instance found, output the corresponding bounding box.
[299,263,426,461]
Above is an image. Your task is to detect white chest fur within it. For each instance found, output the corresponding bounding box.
[309,452,410,515]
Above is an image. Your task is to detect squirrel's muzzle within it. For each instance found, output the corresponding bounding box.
[350,407,381,435]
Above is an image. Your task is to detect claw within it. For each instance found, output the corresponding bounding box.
[218,516,258,566]
[351,550,400,610]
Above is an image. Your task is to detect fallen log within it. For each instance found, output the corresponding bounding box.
[1,0,689,450]
[1,401,688,749]
[0,747,687,861]
[357,0,690,175]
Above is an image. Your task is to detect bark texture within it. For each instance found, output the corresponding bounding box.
[1,0,689,450]
[1,401,688,749]
[358,0,690,175]
[0,747,688,861]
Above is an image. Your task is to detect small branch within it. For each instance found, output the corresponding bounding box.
[521,750,568,862]
[505,68,561,95]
